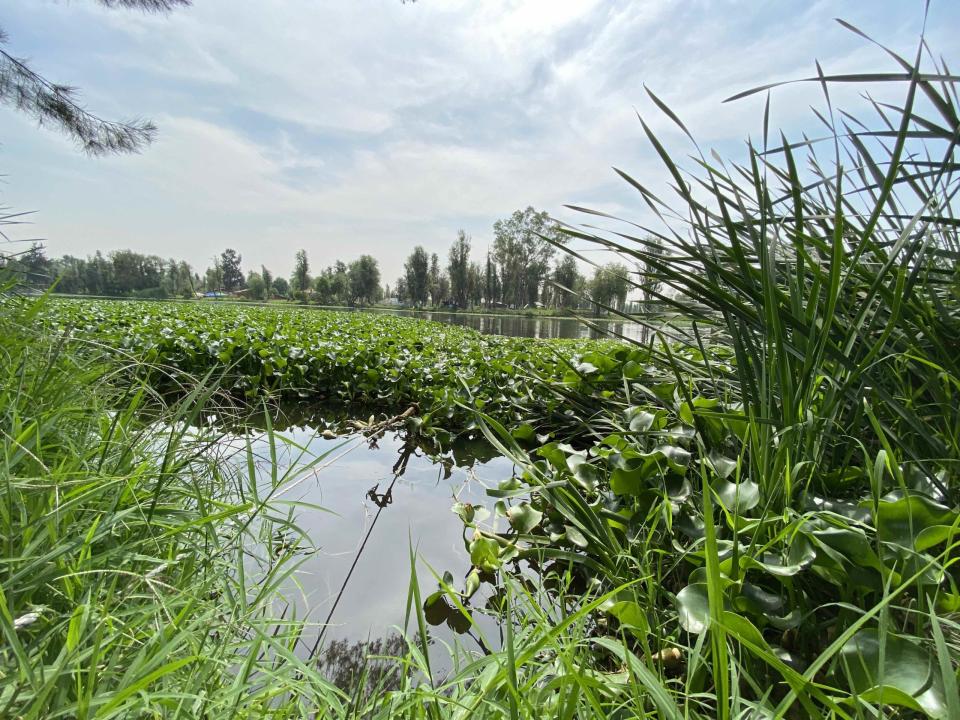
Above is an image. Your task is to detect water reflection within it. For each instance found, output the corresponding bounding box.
[242,426,514,646]
[363,308,657,342]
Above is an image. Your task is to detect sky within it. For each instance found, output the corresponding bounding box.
[1,0,956,281]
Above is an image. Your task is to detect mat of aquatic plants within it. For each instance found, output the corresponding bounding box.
[46,298,637,446]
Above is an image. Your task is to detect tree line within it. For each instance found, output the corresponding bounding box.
[5,205,652,312]
[396,206,634,312]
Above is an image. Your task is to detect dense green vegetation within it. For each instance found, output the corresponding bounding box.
[44,298,623,446]
[3,13,959,720]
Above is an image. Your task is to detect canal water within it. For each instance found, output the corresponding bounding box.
[363,307,656,342]
[227,424,514,661]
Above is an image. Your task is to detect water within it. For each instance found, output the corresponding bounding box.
[237,426,514,650]
[358,307,657,342]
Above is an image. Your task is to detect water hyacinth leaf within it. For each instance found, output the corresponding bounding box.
[737,582,784,615]
[628,408,657,433]
[511,423,537,444]
[916,525,960,552]
[840,629,948,718]
[676,583,711,634]
[811,525,884,573]
[507,502,543,534]
[665,477,692,502]
[873,494,957,549]
[656,444,692,473]
[610,466,648,495]
[537,442,567,470]
[469,534,501,572]
[714,478,760,513]
[565,450,588,473]
[572,462,600,492]
[740,537,816,577]
[604,600,649,635]
[564,525,589,548]
[452,502,489,525]
[707,450,737,479]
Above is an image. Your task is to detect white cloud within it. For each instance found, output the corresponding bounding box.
[1,0,948,278]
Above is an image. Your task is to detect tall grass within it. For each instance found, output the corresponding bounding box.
[442,14,960,719]
[0,275,356,718]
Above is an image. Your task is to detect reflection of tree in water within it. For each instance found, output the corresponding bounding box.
[317,632,418,695]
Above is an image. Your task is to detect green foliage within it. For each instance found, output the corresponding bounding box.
[43,298,628,447]
[436,18,960,719]
[404,245,430,306]
[348,254,381,305]
[0,277,351,717]
[492,206,563,307]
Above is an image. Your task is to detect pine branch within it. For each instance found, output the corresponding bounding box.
[0,46,156,155]
[95,0,192,11]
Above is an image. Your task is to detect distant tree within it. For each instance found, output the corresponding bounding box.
[638,237,666,311]
[428,253,441,305]
[261,265,273,296]
[552,255,583,309]
[313,273,333,304]
[348,255,381,305]
[437,273,450,305]
[467,261,483,308]
[492,207,564,307]
[395,276,408,303]
[160,258,192,298]
[589,262,631,314]
[8,243,51,287]
[291,249,310,296]
[246,271,268,301]
[204,261,223,293]
[447,230,471,308]
[220,249,244,291]
[272,276,290,298]
[330,261,350,303]
[484,252,501,307]
[404,246,430,306]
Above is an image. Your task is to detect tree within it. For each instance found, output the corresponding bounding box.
[638,237,666,311]
[291,249,310,296]
[484,252,500,307]
[348,255,381,306]
[220,249,244,292]
[589,262,631,314]
[492,207,564,307]
[272,276,290,298]
[404,246,429,306]
[428,253,441,306]
[261,266,273,296]
[8,243,51,287]
[552,255,583,309]
[0,1,191,155]
[330,261,350,304]
[395,276,408,303]
[204,261,223,293]
[246,271,268,301]
[467,261,483,307]
[447,230,471,308]
[313,273,333,304]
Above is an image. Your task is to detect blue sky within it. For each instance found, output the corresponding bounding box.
[1,0,956,280]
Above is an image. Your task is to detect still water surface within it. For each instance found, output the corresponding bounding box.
[237,426,513,648]
[362,307,655,342]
